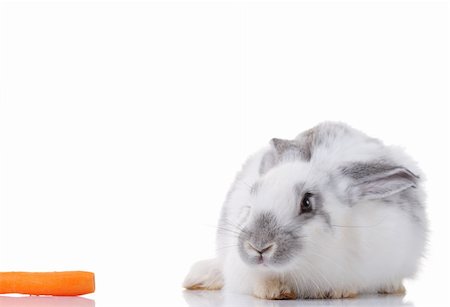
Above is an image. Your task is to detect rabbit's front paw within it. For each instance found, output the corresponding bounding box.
[327,290,358,299]
[183,259,223,290]
[253,278,297,300]
[378,282,405,295]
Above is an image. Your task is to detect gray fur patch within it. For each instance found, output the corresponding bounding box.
[270,138,312,162]
[341,162,419,201]
[238,212,301,266]
[271,138,299,154]
[294,183,331,227]
[340,161,423,222]
[259,137,312,175]
[294,128,316,161]
[342,162,396,180]
[341,162,419,182]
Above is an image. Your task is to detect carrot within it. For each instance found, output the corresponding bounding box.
[0,271,95,296]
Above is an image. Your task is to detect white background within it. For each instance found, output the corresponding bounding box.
[0,1,448,307]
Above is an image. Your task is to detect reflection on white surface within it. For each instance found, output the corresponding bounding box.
[183,290,413,307]
[0,296,95,307]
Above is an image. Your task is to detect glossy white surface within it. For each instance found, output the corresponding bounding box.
[182,291,410,307]
[0,282,446,307]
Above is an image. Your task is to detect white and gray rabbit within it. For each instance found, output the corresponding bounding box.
[184,122,427,299]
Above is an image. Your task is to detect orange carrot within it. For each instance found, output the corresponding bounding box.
[0,271,95,296]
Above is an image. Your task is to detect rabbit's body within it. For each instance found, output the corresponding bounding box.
[184,122,427,299]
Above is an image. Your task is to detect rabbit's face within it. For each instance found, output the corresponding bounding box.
[237,162,334,270]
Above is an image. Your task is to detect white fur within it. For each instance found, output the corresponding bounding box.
[184,122,427,299]
[182,258,224,290]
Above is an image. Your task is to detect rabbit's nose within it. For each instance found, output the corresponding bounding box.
[246,241,275,256]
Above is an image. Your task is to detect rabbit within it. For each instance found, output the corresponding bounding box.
[183,122,427,300]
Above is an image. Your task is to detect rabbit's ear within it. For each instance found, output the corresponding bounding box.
[259,138,310,175]
[341,162,419,202]
[270,138,299,154]
[270,137,312,160]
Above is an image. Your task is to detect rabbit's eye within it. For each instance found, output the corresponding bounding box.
[300,193,313,214]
